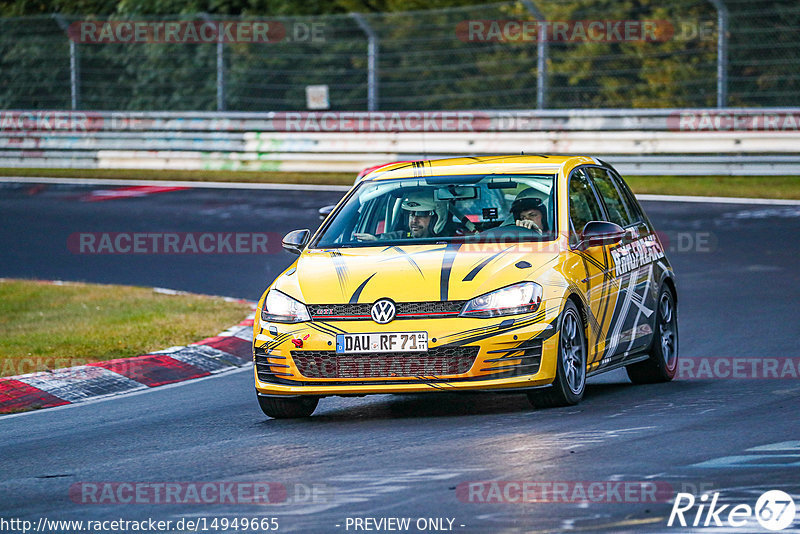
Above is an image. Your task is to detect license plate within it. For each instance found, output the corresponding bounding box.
[336,332,428,354]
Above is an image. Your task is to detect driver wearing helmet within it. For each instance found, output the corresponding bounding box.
[354,191,450,241]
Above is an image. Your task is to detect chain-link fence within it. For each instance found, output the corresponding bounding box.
[0,0,798,111]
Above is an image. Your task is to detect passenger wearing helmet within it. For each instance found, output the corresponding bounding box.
[512,196,548,233]
[502,188,549,234]
[354,191,450,241]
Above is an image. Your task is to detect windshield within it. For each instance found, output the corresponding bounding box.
[313,174,557,248]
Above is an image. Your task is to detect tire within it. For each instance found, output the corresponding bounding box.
[528,299,587,408]
[626,286,679,384]
[257,395,319,419]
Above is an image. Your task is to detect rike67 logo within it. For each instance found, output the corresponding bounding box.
[668,490,796,531]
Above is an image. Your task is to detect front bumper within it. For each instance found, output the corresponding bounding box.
[253,305,561,396]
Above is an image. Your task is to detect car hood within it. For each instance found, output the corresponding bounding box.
[273,242,562,305]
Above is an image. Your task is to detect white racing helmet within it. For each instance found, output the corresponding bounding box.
[401,191,448,235]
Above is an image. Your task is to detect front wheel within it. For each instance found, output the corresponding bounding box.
[528,300,587,408]
[626,286,678,384]
[257,395,319,419]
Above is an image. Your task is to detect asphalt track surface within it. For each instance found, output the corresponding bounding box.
[1,183,800,533]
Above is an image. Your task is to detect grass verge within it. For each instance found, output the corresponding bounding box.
[1,167,799,199]
[0,279,252,378]
[624,175,800,200]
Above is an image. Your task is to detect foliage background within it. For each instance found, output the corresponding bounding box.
[0,0,797,110]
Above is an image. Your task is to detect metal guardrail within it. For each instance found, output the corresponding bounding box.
[5,108,800,130]
[2,109,800,175]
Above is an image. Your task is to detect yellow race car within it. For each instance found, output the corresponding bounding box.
[253,156,678,418]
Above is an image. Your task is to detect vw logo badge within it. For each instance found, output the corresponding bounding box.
[371,299,396,324]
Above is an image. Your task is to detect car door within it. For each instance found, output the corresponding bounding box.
[586,166,660,360]
[564,167,619,372]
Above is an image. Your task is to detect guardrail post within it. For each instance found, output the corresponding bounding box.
[53,14,79,110]
[350,13,379,111]
[216,38,225,110]
[708,0,728,108]
[521,0,548,109]
[201,14,225,111]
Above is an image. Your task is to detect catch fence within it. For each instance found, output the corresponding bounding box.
[1,0,798,112]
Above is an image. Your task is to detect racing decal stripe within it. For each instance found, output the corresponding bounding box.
[380,246,424,277]
[349,273,377,304]
[329,251,349,298]
[578,253,590,290]
[412,160,432,178]
[305,323,337,337]
[307,321,347,335]
[575,248,615,283]
[597,246,613,346]
[624,264,655,354]
[266,333,293,350]
[438,315,557,348]
[437,305,557,347]
[566,281,601,339]
[438,305,550,341]
[569,253,608,362]
[439,242,462,301]
[575,249,609,276]
[462,246,514,282]
[316,321,348,334]
[605,268,638,359]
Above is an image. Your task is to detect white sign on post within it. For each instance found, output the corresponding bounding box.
[306,85,330,110]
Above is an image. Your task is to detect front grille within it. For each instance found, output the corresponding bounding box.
[308,301,466,321]
[254,348,293,383]
[291,346,479,379]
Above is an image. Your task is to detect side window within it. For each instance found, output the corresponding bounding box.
[607,169,645,224]
[586,167,633,228]
[568,169,605,244]
[357,195,390,235]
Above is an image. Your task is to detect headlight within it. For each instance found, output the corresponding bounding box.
[460,282,542,318]
[261,290,310,323]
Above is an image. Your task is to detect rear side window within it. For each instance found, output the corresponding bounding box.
[568,169,605,242]
[607,168,645,224]
[586,167,634,228]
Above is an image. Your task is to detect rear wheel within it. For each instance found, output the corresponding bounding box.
[626,286,678,384]
[528,300,586,408]
[257,395,319,419]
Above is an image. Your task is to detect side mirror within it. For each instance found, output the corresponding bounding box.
[579,221,624,250]
[282,229,310,255]
[318,205,335,220]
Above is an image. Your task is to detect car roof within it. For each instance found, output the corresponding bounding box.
[359,155,599,182]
